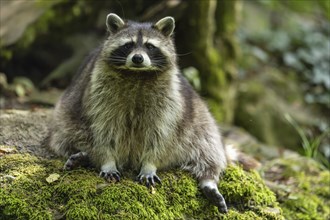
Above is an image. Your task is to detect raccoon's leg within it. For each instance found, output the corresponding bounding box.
[63,151,90,170]
[137,163,161,187]
[99,161,121,182]
[136,140,162,187]
[199,179,228,213]
[188,139,228,213]
[90,147,121,182]
[48,103,92,160]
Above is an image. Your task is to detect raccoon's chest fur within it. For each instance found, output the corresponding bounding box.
[85,67,182,168]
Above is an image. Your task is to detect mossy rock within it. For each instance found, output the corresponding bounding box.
[0,153,283,220]
[262,155,330,220]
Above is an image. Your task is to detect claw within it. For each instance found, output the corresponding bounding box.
[137,174,144,184]
[148,176,155,187]
[154,175,161,184]
[137,173,161,188]
[100,170,121,182]
[113,171,121,182]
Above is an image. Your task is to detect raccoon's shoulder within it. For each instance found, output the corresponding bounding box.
[177,74,200,123]
[178,73,199,103]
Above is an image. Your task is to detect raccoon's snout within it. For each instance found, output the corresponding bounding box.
[126,51,151,69]
[132,54,144,64]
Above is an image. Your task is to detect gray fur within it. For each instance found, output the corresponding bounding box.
[106,13,125,34]
[48,14,231,212]
[154,16,175,37]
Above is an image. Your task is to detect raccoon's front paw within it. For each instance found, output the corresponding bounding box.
[137,172,161,188]
[64,152,89,170]
[138,163,161,187]
[100,170,121,182]
[202,187,228,213]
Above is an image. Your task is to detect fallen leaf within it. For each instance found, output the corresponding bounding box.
[0,175,16,182]
[96,183,109,189]
[0,145,17,154]
[46,173,60,183]
[150,186,156,194]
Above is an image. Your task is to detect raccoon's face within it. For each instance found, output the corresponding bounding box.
[102,14,176,74]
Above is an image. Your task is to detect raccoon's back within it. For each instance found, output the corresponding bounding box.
[47,47,101,156]
[57,47,101,116]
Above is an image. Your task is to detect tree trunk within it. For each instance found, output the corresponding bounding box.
[179,0,240,123]
[215,0,241,123]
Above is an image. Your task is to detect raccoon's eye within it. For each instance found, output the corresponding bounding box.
[123,42,134,49]
[145,43,156,50]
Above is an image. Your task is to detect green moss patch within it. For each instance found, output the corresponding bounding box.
[0,153,283,219]
[220,166,279,214]
[263,156,330,220]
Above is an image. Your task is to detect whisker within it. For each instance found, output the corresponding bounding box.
[101,58,127,61]
[176,52,192,57]
[107,59,127,61]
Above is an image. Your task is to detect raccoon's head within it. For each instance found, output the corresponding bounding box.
[101,13,176,75]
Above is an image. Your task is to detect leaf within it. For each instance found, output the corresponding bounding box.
[46,173,60,183]
[150,186,156,195]
[0,145,17,156]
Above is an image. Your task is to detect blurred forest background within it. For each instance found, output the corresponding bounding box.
[0,0,329,169]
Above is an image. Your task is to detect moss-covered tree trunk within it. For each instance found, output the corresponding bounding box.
[180,0,240,123]
[215,0,240,123]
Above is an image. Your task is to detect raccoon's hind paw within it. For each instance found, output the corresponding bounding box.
[100,170,121,182]
[137,173,161,188]
[202,187,228,213]
[63,152,89,170]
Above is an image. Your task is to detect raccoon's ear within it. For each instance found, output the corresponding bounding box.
[106,13,125,34]
[154,16,175,37]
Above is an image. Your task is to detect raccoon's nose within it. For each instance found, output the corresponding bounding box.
[132,54,144,64]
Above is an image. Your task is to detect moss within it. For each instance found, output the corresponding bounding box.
[0,153,283,219]
[262,156,330,220]
[0,154,61,220]
[220,166,277,209]
[179,0,239,124]
[281,171,330,220]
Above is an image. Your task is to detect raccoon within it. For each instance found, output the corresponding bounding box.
[48,13,256,213]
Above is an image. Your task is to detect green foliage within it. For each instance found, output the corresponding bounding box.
[239,0,330,165]
[241,0,330,109]
[241,18,330,107]
[182,67,201,92]
[0,153,283,219]
[233,68,316,150]
[256,0,330,19]
[285,114,330,169]
[0,0,103,75]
